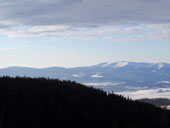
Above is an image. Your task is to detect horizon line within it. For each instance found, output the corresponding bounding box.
[0,61,170,69]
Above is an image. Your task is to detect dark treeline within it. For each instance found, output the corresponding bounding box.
[0,77,170,128]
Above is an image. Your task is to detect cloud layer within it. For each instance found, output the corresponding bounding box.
[0,0,170,39]
[1,0,170,26]
[0,24,170,41]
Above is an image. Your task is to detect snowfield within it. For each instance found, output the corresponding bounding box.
[115,88,170,100]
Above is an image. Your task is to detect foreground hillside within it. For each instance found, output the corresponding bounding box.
[0,77,170,128]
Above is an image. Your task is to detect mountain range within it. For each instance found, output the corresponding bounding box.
[0,61,170,98]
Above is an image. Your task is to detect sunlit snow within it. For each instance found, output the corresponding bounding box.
[115,88,170,100]
[91,73,103,78]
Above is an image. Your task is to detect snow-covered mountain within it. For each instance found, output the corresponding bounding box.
[0,61,170,95]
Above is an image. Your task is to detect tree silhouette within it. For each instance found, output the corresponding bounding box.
[0,76,170,128]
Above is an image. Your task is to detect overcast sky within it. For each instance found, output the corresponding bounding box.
[0,0,170,68]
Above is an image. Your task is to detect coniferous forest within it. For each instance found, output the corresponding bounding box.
[0,77,170,128]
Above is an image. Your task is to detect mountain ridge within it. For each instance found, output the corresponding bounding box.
[0,61,170,94]
[1,61,170,70]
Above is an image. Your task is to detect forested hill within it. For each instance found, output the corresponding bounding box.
[0,77,170,128]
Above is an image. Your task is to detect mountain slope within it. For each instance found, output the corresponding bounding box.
[0,77,170,128]
[0,61,170,92]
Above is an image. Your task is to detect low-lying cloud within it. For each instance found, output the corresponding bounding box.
[116,88,170,100]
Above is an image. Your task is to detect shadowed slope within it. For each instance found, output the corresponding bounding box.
[0,77,170,128]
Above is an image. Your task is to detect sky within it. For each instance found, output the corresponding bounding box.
[0,0,170,68]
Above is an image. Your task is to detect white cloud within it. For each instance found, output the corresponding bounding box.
[0,24,169,42]
[0,0,169,40]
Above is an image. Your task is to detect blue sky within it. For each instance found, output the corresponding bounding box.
[0,34,170,68]
[0,0,170,68]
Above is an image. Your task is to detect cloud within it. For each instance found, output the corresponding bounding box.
[0,0,170,26]
[0,24,170,41]
[0,0,170,40]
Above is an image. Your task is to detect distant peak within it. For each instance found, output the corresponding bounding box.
[99,61,130,68]
[113,61,129,68]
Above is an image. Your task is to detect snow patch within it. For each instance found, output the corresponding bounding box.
[161,105,170,110]
[102,62,113,68]
[156,81,170,84]
[157,63,164,69]
[113,61,128,68]
[84,82,125,86]
[72,73,85,78]
[115,88,170,100]
[91,73,103,78]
